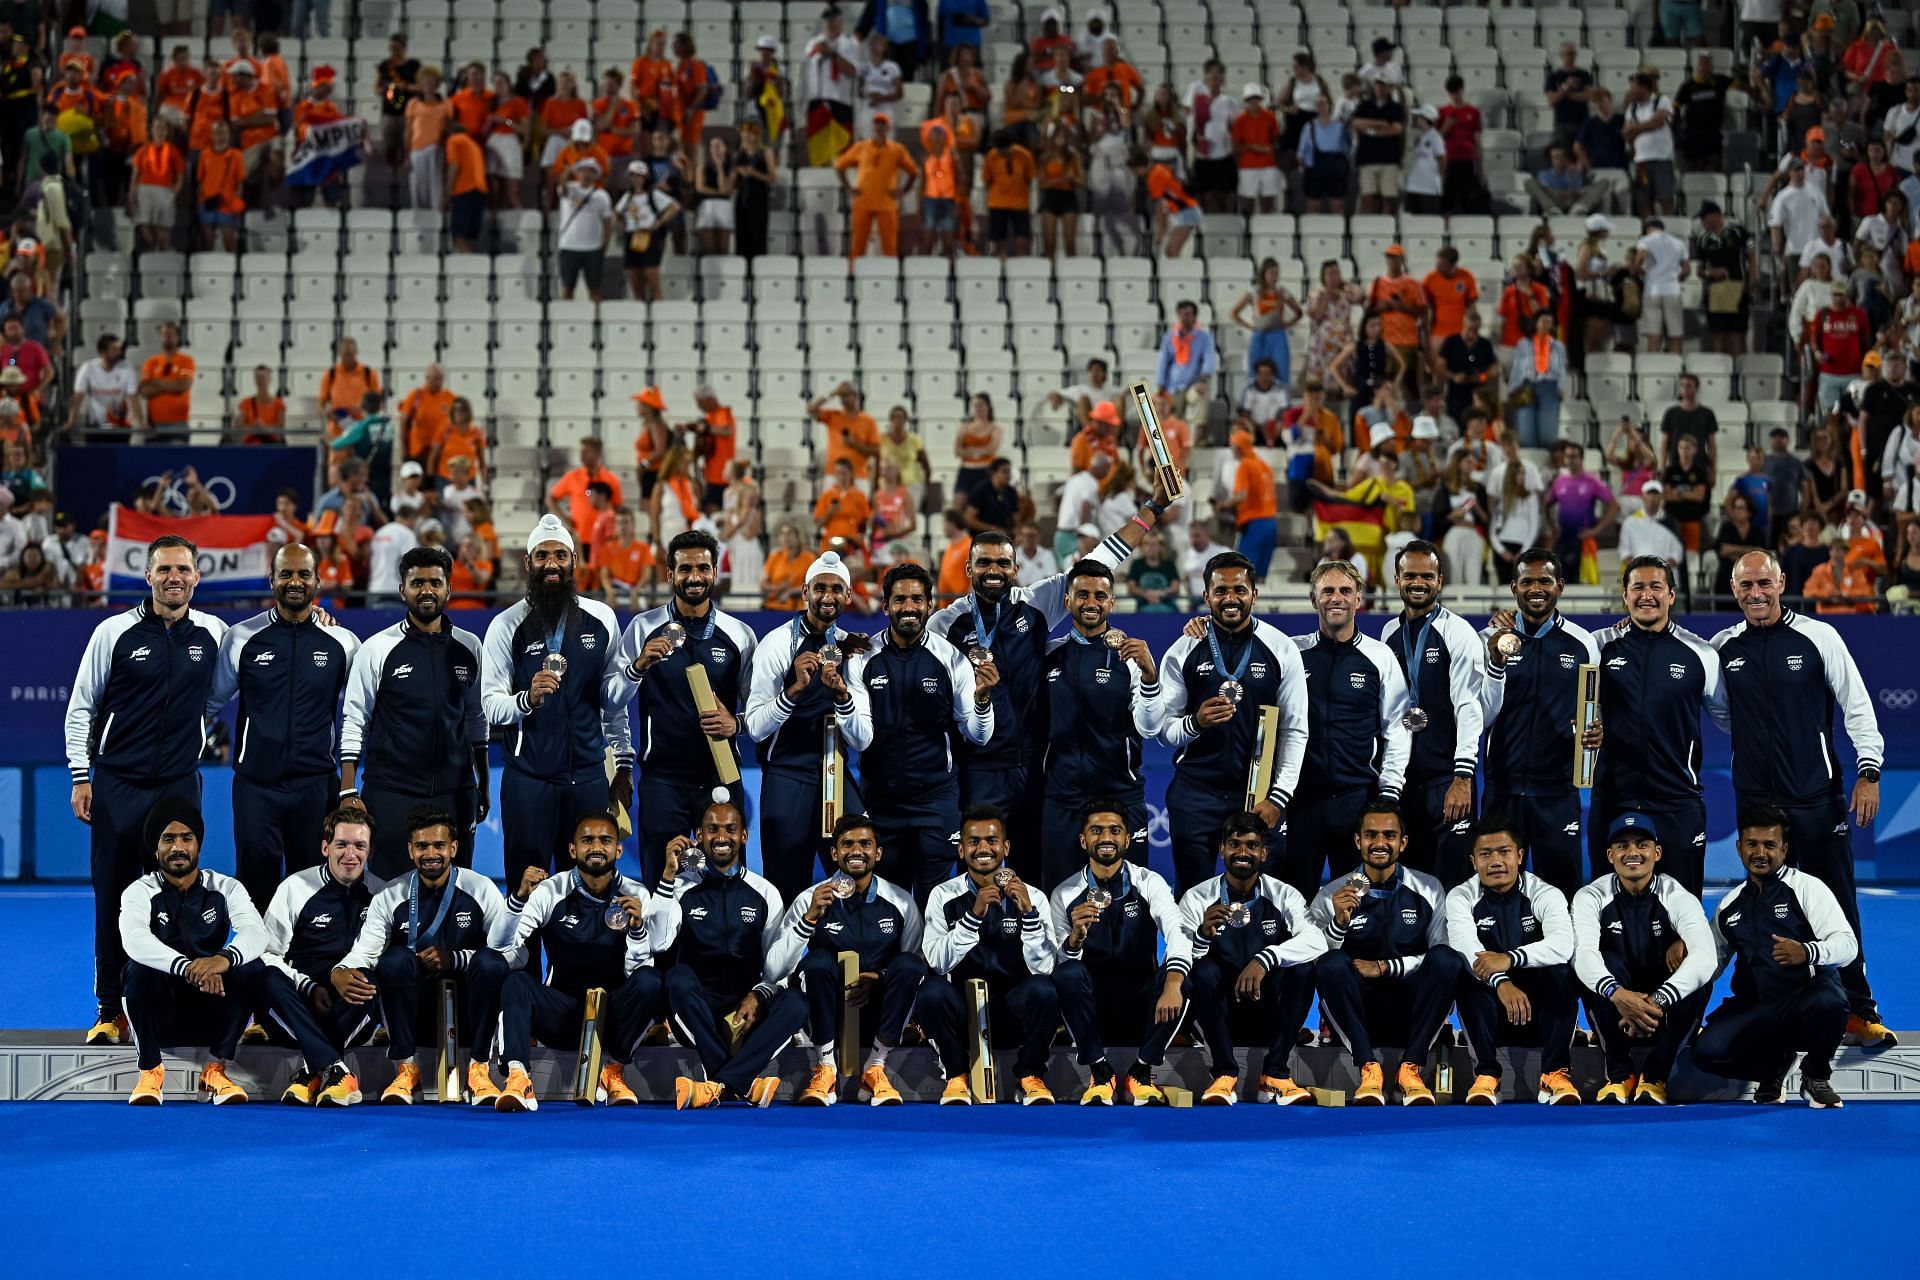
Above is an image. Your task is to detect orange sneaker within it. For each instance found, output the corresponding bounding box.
[939,1076,973,1105]
[200,1062,248,1105]
[1396,1062,1434,1106]
[1200,1074,1239,1105]
[1536,1068,1580,1106]
[1257,1074,1311,1105]
[280,1074,320,1105]
[317,1064,361,1107]
[747,1076,781,1108]
[128,1064,165,1105]
[799,1063,839,1105]
[466,1060,501,1106]
[860,1063,903,1106]
[495,1066,538,1112]
[675,1077,724,1110]
[1465,1073,1501,1105]
[1352,1060,1386,1105]
[1018,1075,1055,1105]
[381,1062,420,1104]
[597,1062,637,1106]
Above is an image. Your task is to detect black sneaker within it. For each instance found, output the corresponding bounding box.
[1801,1078,1844,1109]
[1753,1073,1787,1104]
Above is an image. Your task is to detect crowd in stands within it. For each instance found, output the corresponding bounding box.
[4,3,1920,615]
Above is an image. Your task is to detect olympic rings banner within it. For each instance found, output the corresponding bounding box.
[4,609,1919,882]
[52,445,320,529]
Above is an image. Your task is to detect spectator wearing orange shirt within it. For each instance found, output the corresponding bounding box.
[1805,538,1878,614]
[629,29,675,133]
[936,512,972,598]
[631,385,671,497]
[56,26,93,82]
[196,119,246,252]
[1083,41,1143,108]
[138,321,195,444]
[593,68,639,161]
[485,72,530,209]
[318,338,382,423]
[255,33,293,115]
[1368,246,1429,400]
[223,60,280,178]
[1420,247,1479,373]
[833,111,917,259]
[154,45,203,132]
[1231,83,1283,215]
[288,66,348,210]
[431,396,489,483]
[1070,400,1123,472]
[98,76,148,209]
[404,65,452,211]
[449,534,496,609]
[599,507,658,609]
[688,386,737,506]
[1131,150,1203,257]
[809,381,880,483]
[672,33,712,149]
[1036,132,1083,258]
[237,365,285,444]
[46,59,97,127]
[981,129,1035,259]
[1496,255,1552,348]
[313,531,358,608]
[548,436,627,539]
[814,458,873,549]
[536,70,590,169]
[447,64,491,139]
[444,117,489,252]
[398,365,455,465]
[1219,429,1279,581]
[187,58,228,154]
[128,118,184,251]
[761,522,810,610]
[923,96,981,252]
[917,113,962,257]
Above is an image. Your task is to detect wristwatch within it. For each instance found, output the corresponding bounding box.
[1859,767,1881,783]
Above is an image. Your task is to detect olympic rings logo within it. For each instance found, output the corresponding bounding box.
[144,472,237,514]
[1880,689,1917,710]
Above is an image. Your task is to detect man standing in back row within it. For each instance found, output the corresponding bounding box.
[67,534,226,1044]
[1713,550,1895,1048]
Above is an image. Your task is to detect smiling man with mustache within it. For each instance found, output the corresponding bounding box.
[1570,812,1716,1105]
[206,542,362,909]
[767,813,927,1106]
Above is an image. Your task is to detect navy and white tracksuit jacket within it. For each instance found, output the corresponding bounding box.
[340,619,489,798]
[1156,619,1309,807]
[743,618,874,773]
[481,598,633,784]
[849,630,993,813]
[1570,872,1717,1007]
[1592,621,1729,805]
[1480,614,1602,796]
[338,868,514,971]
[1039,631,1168,802]
[500,869,665,989]
[1377,606,1485,789]
[205,609,360,783]
[66,601,227,786]
[1710,867,1859,1006]
[1443,871,1575,981]
[120,868,268,977]
[1048,864,1192,978]
[261,866,387,994]
[1293,628,1412,801]
[1177,874,1328,975]
[1309,865,1447,975]
[653,865,787,1002]
[765,874,925,981]
[922,874,1060,979]
[610,604,758,783]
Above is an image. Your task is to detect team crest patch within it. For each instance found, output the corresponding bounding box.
[1556,653,1574,669]
[1774,902,1789,919]
[1349,672,1368,688]
[1261,919,1278,935]
[313,651,329,666]
[201,908,218,923]
[188,645,205,662]
[1669,664,1686,679]
[1425,647,1440,664]
[1094,668,1113,684]
[455,912,474,928]
[879,917,896,933]
[1002,918,1019,934]
[1124,901,1140,917]
[711,648,727,663]
[739,906,759,923]
[1015,616,1030,633]
[1250,662,1268,679]
[1787,654,1803,671]
[1400,908,1419,925]
[1521,915,1537,933]
[455,665,473,683]
[581,633,598,649]
[922,677,940,693]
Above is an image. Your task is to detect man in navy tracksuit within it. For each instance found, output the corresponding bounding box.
[657,800,807,1110]
[1379,540,1485,888]
[932,517,1150,878]
[767,813,926,1105]
[468,810,667,1111]
[744,552,873,902]
[481,515,632,909]
[851,562,993,901]
[333,805,515,1104]
[119,799,305,1105]
[1177,811,1329,1105]
[1156,552,1309,895]
[1287,561,1411,899]
[1694,806,1859,1108]
[206,543,361,908]
[918,806,1063,1105]
[1712,550,1893,1046]
[1479,549,1603,896]
[611,530,757,883]
[1310,800,1459,1105]
[1588,555,1728,895]
[1049,801,1191,1104]
[259,806,389,1107]
[1442,816,1580,1105]
[66,533,225,1043]
[1036,561,1167,889]
[339,546,491,879]
[1571,812,1718,1104]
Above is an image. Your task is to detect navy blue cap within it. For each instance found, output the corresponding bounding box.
[1606,811,1658,844]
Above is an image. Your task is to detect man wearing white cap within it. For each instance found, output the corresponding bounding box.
[1232,83,1282,215]
[1617,480,1685,565]
[611,528,760,884]
[480,515,634,946]
[556,156,615,305]
[744,550,875,900]
[366,503,421,604]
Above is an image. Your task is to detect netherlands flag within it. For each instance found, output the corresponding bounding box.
[106,506,279,599]
[286,116,369,188]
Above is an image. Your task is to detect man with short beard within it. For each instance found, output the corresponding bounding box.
[850,562,994,901]
[1479,548,1603,896]
[260,806,389,1107]
[659,799,806,1110]
[1378,539,1485,887]
[744,551,876,901]
[1283,560,1411,899]
[1158,551,1308,895]
[340,546,491,878]
[1712,550,1893,1048]
[206,542,361,908]
[68,534,227,1044]
[767,813,926,1105]
[1049,801,1192,1104]
[931,489,1165,877]
[1178,810,1327,1105]
[334,805,516,1104]
[611,528,758,882]
[468,810,668,1110]
[481,514,634,910]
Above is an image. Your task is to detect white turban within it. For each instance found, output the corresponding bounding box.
[806,550,851,586]
[526,514,574,555]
